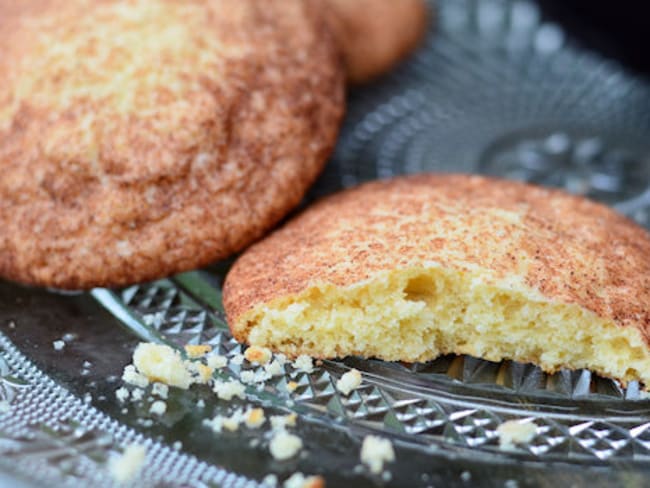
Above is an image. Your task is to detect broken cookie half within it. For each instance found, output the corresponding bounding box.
[223,174,650,386]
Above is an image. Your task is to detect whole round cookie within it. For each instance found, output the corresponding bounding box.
[0,0,344,289]
[324,0,429,84]
[224,174,650,386]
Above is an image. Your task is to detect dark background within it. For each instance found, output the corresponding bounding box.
[538,0,650,77]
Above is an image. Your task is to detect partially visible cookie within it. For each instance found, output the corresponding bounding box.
[0,0,344,289]
[224,174,650,386]
[324,0,429,84]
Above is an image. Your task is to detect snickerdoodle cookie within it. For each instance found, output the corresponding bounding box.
[0,0,344,289]
[324,0,429,83]
[224,174,650,386]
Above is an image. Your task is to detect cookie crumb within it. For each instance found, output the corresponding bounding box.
[133,343,193,389]
[53,340,65,351]
[336,369,362,396]
[131,388,145,401]
[360,435,395,474]
[496,420,537,450]
[230,354,245,366]
[283,472,325,488]
[115,387,130,403]
[109,444,146,483]
[149,400,167,416]
[293,355,314,373]
[152,383,169,399]
[245,346,273,365]
[222,416,241,432]
[269,431,303,460]
[286,381,299,392]
[206,354,228,369]
[265,360,284,377]
[244,408,266,429]
[184,344,212,358]
[193,363,214,384]
[213,379,246,401]
[62,333,77,342]
[270,413,298,431]
[122,364,149,388]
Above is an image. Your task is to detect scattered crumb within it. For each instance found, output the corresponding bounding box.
[244,408,266,429]
[265,360,284,377]
[250,438,260,448]
[240,369,271,385]
[270,413,298,431]
[8,321,15,329]
[213,379,246,401]
[496,420,537,450]
[262,473,278,487]
[109,444,146,483]
[293,355,314,374]
[196,399,206,408]
[240,371,256,384]
[131,388,144,401]
[115,387,130,403]
[184,344,212,358]
[62,333,77,342]
[121,408,128,414]
[173,441,182,451]
[245,346,273,365]
[133,343,193,389]
[193,363,214,384]
[149,400,167,416]
[222,416,241,432]
[360,435,395,474]
[82,361,92,369]
[204,416,223,433]
[83,393,92,404]
[122,365,149,389]
[53,340,65,351]
[381,471,392,482]
[0,400,10,413]
[152,383,169,399]
[504,480,519,488]
[336,369,362,396]
[460,471,471,482]
[204,409,245,433]
[269,431,303,461]
[230,354,245,366]
[286,381,299,393]
[283,473,325,488]
[206,354,228,369]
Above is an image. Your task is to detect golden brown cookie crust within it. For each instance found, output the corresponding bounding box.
[0,0,344,289]
[224,173,650,346]
[324,0,430,84]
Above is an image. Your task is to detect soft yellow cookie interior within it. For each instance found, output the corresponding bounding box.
[240,266,650,386]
